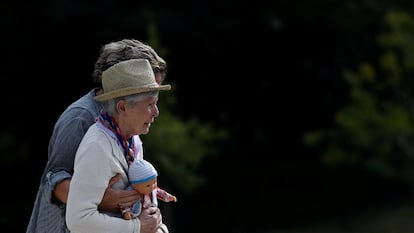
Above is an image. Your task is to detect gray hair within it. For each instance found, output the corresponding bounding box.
[92,39,167,88]
[102,91,159,116]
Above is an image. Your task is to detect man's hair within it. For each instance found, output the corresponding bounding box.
[92,39,167,88]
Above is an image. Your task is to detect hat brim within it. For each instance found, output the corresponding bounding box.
[94,84,171,102]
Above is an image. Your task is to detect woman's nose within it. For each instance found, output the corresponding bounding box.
[152,105,159,117]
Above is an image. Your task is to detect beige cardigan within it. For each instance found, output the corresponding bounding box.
[66,123,143,233]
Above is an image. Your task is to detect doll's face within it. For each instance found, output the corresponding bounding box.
[131,178,157,195]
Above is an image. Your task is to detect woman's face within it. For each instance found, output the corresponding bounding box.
[120,95,159,138]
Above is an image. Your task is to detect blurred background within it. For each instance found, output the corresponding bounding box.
[3,0,414,232]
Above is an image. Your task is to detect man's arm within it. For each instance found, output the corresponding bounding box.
[53,173,140,212]
[99,173,141,212]
[53,178,71,203]
[56,174,168,232]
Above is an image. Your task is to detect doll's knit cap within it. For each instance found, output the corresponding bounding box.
[129,159,158,184]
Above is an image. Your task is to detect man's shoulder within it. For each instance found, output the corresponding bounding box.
[63,90,101,116]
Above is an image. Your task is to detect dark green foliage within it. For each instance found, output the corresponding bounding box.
[304,10,414,183]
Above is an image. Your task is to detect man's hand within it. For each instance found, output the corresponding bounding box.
[138,207,162,233]
[156,223,169,233]
[98,173,140,212]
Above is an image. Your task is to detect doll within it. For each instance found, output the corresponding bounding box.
[121,159,177,220]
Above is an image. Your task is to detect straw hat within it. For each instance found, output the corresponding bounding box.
[129,159,158,184]
[95,59,171,102]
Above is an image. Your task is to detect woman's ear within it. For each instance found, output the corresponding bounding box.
[117,100,126,112]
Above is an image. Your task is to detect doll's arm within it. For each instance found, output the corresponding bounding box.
[155,187,177,203]
[121,206,133,220]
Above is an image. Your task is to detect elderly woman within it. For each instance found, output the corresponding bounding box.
[66,58,171,233]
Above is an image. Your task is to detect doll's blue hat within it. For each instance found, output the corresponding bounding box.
[129,159,158,184]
